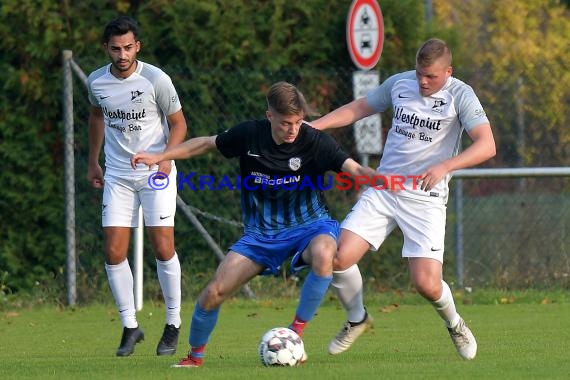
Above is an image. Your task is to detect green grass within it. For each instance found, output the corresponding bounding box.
[1,293,569,380]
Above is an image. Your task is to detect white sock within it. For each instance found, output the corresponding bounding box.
[156,252,182,328]
[105,259,137,328]
[331,264,366,323]
[431,280,460,328]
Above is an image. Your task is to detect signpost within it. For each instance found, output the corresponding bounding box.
[346,0,384,71]
[346,0,384,164]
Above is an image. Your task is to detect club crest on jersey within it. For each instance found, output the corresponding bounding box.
[288,157,301,171]
[432,99,447,113]
[131,90,144,103]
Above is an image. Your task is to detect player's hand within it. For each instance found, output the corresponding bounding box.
[373,173,402,193]
[385,174,403,193]
[158,160,172,176]
[418,162,450,191]
[87,163,104,189]
[131,151,161,169]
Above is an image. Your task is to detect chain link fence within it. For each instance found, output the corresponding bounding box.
[65,54,570,303]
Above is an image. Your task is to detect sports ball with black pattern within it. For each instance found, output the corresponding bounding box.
[258,327,305,366]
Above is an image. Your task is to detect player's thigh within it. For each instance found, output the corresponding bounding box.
[138,170,177,227]
[102,174,139,227]
[200,251,263,308]
[337,189,397,269]
[397,198,446,263]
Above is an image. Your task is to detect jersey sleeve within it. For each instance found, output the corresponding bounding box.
[87,66,107,107]
[215,121,250,158]
[153,72,182,116]
[316,132,351,173]
[366,70,416,112]
[453,83,490,131]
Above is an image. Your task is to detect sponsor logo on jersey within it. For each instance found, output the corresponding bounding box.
[394,106,442,131]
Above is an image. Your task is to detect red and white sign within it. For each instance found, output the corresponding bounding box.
[346,0,384,70]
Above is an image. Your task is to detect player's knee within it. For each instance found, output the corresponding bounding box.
[332,255,356,271]
[152,242,175,261]
[200,285,225,309]
[310,238,336,260]
[412,280,440,301]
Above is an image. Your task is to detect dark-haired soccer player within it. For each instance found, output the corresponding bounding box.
[87,15,188,357]
[132,81,378,367]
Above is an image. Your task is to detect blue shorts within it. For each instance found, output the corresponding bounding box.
[229,219,340,276]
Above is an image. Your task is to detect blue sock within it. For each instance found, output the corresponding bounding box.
[295,271,332,322]
[189,303,220,356]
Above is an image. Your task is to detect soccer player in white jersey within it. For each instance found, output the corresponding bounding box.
[87,16,188,357]
[311,38,496,360]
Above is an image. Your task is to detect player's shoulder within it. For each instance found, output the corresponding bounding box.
[137,61,171,83]
[445,76,480,103]
[303,123,338,148]
[376,70,416,95]
[446,76,476,94]
[387,70,417,86]
[225,119,265,135]
[87,64,110,84]
[302,122,325,138]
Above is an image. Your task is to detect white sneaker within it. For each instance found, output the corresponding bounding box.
[447,318,477,360]
[328,312,374,355]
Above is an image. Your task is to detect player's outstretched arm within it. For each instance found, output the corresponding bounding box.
[340,158,377,179]
[131,135,217,169]
[310,97,376,131]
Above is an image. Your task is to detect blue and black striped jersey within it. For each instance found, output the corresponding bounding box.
[216,120,349,235]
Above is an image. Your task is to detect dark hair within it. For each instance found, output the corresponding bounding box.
[266,81,309,116]
[102,16,140,44]
[416,38,452,67]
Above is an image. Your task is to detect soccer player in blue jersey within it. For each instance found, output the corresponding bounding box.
[87,16,187,357]
[132,81,378,367]
[311,38,496,360]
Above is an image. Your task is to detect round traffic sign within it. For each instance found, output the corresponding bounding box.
[346,0,384,70]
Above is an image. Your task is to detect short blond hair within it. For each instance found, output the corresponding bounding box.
[416,38,452,67]
[266,82,309,116]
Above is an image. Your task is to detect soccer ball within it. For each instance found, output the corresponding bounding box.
[258,327,305,366]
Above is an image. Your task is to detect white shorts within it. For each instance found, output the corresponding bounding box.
[341,188,447,263]
[102,169,177,227]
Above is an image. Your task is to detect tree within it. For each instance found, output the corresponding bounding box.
[433,0,570,167]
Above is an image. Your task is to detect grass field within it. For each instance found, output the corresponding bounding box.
[1,292,569,380]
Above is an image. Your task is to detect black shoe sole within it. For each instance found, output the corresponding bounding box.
[156,347,177,356]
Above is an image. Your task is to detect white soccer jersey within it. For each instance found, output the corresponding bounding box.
[367,70,489,204]
[87,61,182,175]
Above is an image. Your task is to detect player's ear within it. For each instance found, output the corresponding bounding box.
[266,110,272,121]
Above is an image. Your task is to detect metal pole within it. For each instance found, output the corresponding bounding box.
[454,179,464,288]
[62,50,77,306]
[133,206,144,311]
[425,0,433,22]
[176,196,256,299]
